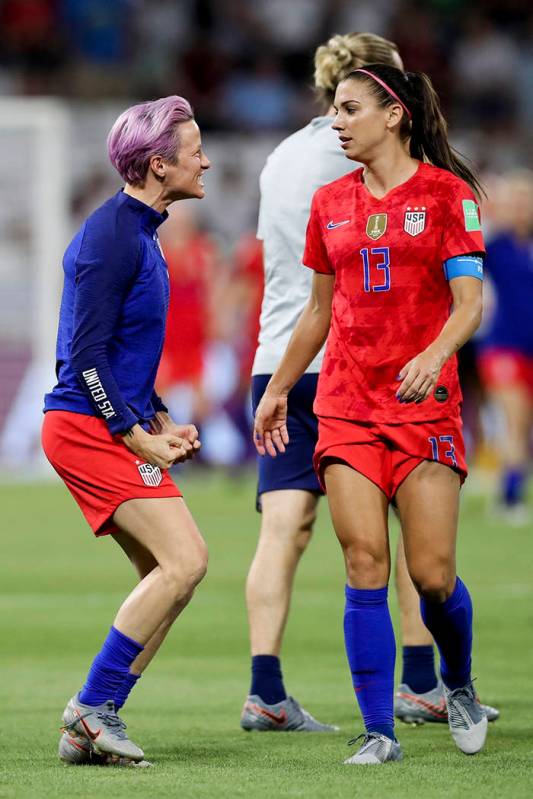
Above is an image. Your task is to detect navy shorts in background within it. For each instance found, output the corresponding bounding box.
[252,373,323,511]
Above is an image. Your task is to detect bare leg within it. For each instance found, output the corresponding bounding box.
[112,531,194,675]
[111,496,208,644]
[395,461,459,600]
[324,463,390,588]
[395,536,433,646]
[492,385,532,469]
[246,490,318,656]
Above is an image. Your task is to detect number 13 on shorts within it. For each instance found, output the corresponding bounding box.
[428,435,457,466]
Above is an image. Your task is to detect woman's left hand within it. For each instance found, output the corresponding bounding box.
[168,424,201,460]
[396,348,444,404]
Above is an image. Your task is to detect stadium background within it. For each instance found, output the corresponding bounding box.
[0,1,532,797]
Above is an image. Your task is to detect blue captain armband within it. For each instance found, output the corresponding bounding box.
[443,254,484,281]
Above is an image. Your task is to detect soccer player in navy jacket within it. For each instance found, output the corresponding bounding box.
[42,95,210,765]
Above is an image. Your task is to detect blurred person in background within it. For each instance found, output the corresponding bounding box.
[478,169,533,522]
[41,96,210,766]
[216,232,264,465]
[157,202,220,429]
[241,31,500,737]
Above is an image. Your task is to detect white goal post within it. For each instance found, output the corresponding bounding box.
[0,98,70,473]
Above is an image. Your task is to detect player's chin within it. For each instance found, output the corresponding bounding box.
[345,145,362,161]
[179,182,205,200]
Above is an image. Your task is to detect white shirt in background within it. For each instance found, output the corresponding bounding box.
[252,116,357,375]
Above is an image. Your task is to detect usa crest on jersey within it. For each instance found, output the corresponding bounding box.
[137,462,163,487]
[404,206,426,236]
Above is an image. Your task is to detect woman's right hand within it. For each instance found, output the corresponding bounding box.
[253,393,289,457]
[121,424,190,469]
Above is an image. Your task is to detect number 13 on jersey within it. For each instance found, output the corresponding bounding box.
[360,247,391,293]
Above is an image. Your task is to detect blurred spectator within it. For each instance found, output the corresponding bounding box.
[389,2,449,97]
[157,202,221,425]
[254,0,329,54]
[220,232,264,462]
[219,55,297,131]
[131,0,195,96]
[516,18,533,130]
[478,170,533,522]
[59,0,132,96]
[452,16,520,130]
[0,0,66,92]
[329,0,398,39]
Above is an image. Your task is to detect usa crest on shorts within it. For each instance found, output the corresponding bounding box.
[404,206,426,236]
[137,462,163,487]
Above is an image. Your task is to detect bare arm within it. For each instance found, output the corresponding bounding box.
[397,275,483,403]
[254,272,334,456]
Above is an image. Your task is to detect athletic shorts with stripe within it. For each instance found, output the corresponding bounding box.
[42,410,181,537]
[314,415,467,500]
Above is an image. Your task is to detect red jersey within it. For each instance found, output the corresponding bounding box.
[303,162,485,423]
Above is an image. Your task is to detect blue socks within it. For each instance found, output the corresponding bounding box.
[79,626,144,707]
[344,585,395,741]
[401,645,438,693]
[502,467,526,506]
[251,655,287,705]
[114,672,141,711]
[420,577,472,691]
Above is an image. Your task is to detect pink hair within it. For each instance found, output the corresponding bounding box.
[107,95,194,186]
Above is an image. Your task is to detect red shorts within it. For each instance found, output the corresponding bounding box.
[314,415,467,500]
[41,410,182,537]
[478,348,533,397]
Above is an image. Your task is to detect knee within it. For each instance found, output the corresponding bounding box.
[261,506,316,557]
[162,541,208,599]
[409,563,455,603]
[185,540,208,589]
[343,542,389,588]
[293,522,314,556]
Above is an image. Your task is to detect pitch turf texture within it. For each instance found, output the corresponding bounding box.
[1,473,531,799]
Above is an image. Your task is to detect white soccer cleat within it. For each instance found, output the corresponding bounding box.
[343,732,403,765]
[61,694,144,762]
[443,681,488,754]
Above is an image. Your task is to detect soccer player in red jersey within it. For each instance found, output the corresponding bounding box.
[254,64,487,763]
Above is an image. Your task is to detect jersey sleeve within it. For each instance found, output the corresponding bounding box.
[303,192,334,274]
[70,215,142,435]
[440,182,486,262]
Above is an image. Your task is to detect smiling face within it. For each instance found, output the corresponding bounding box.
[332,78,404,163]
[160,119,210,201]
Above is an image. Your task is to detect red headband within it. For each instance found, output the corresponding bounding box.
[353,68,412,120]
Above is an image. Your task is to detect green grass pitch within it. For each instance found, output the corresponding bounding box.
[0,472,532,798]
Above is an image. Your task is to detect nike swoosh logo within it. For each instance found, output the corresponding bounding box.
[397,691,447,718]
[76,711,102,741]
[248,703,288,725]
[326,219,350,229]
